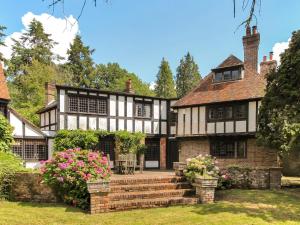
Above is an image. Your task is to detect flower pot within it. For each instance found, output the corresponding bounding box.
[194,177,218,188]
[87,179,110,194]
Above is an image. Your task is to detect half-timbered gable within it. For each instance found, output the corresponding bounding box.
[172,26,279,168]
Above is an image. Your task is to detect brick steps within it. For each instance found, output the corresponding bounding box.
[91,175,199,213]
[109,189,195,201]
[107,196,199,212]
[110,182,192,193]
[110,176,186,186]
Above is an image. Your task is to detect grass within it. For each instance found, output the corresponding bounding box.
[282,176,300,187]
[1,189,300,225]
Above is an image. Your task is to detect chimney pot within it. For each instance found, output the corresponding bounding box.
[263,56,267,62]
[246,25,251,36]
[269,51,273,60]
[252,26,257,34]
[125,79,135,94]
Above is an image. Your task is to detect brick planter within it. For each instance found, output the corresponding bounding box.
[192,177,218,204]
[87,179,110,214]
[173,162,187,176]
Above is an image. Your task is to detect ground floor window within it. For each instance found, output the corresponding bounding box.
[210,138,247,159]
[12,139,48,161]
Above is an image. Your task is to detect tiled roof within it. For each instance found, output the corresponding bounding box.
[36,101,57,114]
[0,64,10,100]
[173,56,266,107]
[214,54,244,70]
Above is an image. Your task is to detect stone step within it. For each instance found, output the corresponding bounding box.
[110,182,192,193]
[107,197,199,212]
[110,176,186,186]
[109,189,195,201]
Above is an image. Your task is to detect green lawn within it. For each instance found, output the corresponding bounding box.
[1,189,300,225]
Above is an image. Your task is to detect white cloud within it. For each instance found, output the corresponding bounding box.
[0,12,79,63]
[272,38,291,64]
[149,81,156,90]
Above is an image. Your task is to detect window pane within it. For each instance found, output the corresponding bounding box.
[89,98,97,113]
[225,106,233,119]
[223,71,232,80]
[217,107,223,119]
[215,72,222,82]
[208,108,215,120]
[237,141,246,158]
[79,97,88,113]
[12,140,23,158]
[232,69,240,80]
[69,96,78,112]
[98,99,107,115]
[135,103,143,117]
[235,104,247,119]
[143,104,151,118]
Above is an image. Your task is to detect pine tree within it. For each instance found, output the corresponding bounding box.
[7,19,56,77]
[0,25,6,62]
[65,35,95,88]
[257,30,300,153]
[154,58,176,98]
[176,52,201,98]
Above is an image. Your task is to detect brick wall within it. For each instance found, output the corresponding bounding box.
[178,138,278,168]
[160,137,167,169]
[10,172,59,203]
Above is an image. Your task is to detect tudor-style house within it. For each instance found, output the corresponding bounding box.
[0,64,48,168]
[172,26,279,168]
[37,80,179,169]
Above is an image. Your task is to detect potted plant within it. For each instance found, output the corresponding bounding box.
[184,155,219,203]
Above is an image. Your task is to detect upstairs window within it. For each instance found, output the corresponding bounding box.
[68,95,107,115]
[169,112,178,126]
[135,102,152,118]
[207,103,247,122]
[213,68,241,82]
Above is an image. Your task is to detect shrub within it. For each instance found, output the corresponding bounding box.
[217,170,234,190]
[0,114,14,153]
[0,152,26,199]
[40,148,111,210]
[114,131,145,154]
[54,130,100,151]
[184,154,219,182]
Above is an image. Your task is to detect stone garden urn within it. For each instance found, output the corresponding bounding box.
[173,162,187,176]
[192,176,218,204]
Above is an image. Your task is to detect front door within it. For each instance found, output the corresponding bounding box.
[144,138,160,169]
[166,139,179,169]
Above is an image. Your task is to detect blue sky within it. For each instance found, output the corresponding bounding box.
[1,0,300,84]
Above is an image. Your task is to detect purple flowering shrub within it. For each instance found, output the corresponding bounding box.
[40,148,111,210]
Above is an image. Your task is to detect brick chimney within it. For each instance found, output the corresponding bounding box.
[260,52,277,77]
[243,25,260,73]
[124,79,135,94]
[45,82,56,106]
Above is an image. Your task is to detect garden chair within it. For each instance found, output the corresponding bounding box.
[126,153,137,174]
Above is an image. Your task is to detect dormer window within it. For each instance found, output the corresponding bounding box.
[213,68,242,83]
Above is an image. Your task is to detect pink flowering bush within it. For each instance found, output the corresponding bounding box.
[40,148,111,210]
[217,170,234,189]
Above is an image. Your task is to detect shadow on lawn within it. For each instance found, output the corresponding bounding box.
[16,201,87,213]
[191,188,300,223]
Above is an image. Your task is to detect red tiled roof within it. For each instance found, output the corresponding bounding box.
[214,54,243,69]
[0,64,10,100]
[173,55,266,107]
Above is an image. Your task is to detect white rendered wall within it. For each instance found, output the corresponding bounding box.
[118,96,125,117]
[192,107,198,134]
[153,100,160,119]
[59,90,65,112]
[126,97,133,117]
[109,95,116,116]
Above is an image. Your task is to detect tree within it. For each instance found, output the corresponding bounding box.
[65,35,95,87]
[0,114,14,152]
[7,19,56,77]
[154,58,176,98]
[257,30,300,153]
[94,63,154,96]
[0,25,6,62]
[8,60,71,125]
[176,52,201,98]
